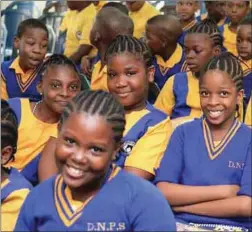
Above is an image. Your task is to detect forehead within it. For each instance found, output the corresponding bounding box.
[185,33,212,45]
[43,65,79,80]
[227,0,248,6]
[177,0,197,5]
[237,24,252,34]
[108,52,145,66]
[21,27,48,39]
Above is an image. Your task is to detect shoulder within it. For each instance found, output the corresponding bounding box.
[8,168,33,191]
[173,118,201,134]
[1,60,14,69]
[146,103,168,120]
[238,123,252,143]
[8,98,28,125]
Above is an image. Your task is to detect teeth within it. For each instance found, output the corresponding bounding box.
[209,110,222,118]
[67,166,84,177]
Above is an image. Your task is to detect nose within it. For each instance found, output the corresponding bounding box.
[71,149,88,165]
[186,50,195,60]
[32,44,41,54]
[231,5,237,13]
[115,75,127,88]
[208,94,219,106]
[60,86,70,98]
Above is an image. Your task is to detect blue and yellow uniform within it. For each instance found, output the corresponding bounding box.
[155,118,252,230]
[115,102,171,176]
[93,1,107,12]
[64,4,97,58]
[14,166,176,231]
[245,96,251,127]
[219,24,238,56]
[178,19,198,45]
[1,168,32,232]
[90,61,108,91]
[152,43,185,89]
[155,71,202,119]
[196,13,230,26]
[1,57,42,101]
[240,58,252,105]
[6,98,57,184]
[129,2,160,39]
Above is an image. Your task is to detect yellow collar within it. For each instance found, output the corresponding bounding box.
[9,57,34,75]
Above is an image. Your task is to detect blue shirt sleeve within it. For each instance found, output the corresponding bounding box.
[155,125,184,184]
[128,181,176,231]
[238,142,252,197]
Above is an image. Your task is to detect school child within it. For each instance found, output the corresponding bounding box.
[155,52,251,231]
[14,90,177,232]
[145,15,185,90]
[245,95,251,127]
[102,1,129,15]
[236,16,252,105]
[126,1,160,39]
[219,0,250,56]
[1,19,48,101]
[197,1,229,26]
[176,0,199,45]
[89,7,134,91]
[6,54,82,185]
[106,35,172,181]
[155,19,222,120]
[1,100,32,232]
[63,0,97,63]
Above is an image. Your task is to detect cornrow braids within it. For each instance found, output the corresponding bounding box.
[105,35,153,68]
[1,100,18,162]
[60,90,126,143]
[200,52,244,92]
[188,19,223,48]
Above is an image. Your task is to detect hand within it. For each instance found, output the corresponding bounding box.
[221,185,240,199]
[80,56,92,78]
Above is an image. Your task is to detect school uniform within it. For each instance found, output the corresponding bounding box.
[94,1,107,12]
[129,2,160,39]
[152,43,185,89]
[115,102,171,175]
[1,168,32,232]
[90,61,108,91]
[6,98,57,185]
[64,4,97,58]
[196,13,230,26]
[240,58,252,105]
[178,19,198,45]
[245,96,251,127]
[14,166,176,231]
[1,57,42,101]
[155,118,252,230]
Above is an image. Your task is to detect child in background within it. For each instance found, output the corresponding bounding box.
[1,100,32,232]
[145,15,185,90]
[14,90,177,232]
[1,19,48,101]
[236,15,252,105]
[126,0,160,39]
[155,19,222,120]
[106,35,172,181]
[155,53,251,231]
[6,54,82,185]
[63,0,96,63]
[220,0,250,56]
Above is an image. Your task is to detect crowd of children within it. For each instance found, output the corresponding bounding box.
[1,0,251,231]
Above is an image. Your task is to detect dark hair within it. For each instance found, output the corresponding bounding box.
[1,99,18,162]
[239,13,252,26]
[105,35,153,68]
[102,2,129,15]
[16,18,49,38]
[188,19,223,48]
[60,90,125,143]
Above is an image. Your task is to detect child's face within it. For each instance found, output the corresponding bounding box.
[237,25,252,60]
[14,28,48,71]
[55,112,117,190]
[67,0,90,11]
[200,69,243,128]
[107,52,154,111]
[145,24,163,55]
[176,0,198,22]
[126,1,145,12]
[89,19,100,48]
[226,1,249,25]
[206,1,227,22]
[38,65,81,115]
[184,33,220,73]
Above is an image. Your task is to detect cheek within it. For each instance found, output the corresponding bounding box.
[89,156,111,172]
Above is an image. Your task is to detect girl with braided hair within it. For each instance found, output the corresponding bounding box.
[155,52,252,231]
[14,90,176,232]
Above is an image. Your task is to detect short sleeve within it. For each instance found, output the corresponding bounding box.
[155,125,184,184]
[1,72,9,100]
[124,118,172,175]
[154,76,175,116]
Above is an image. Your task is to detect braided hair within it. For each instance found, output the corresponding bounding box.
[105,35,152,68]
[1,99,18,163]
[60,90,125,143]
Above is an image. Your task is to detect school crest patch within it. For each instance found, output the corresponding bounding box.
[76,31,82,40]
[121,141,136,155]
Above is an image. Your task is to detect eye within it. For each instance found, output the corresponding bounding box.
[237,37,241,43]
[220,91,229,97]
[195,48,203,54]
[51,83,61,89]
[64,137,76,145]
[90,146,104,155]
[200,90,209,97]
[69,84,79,91]
[126,71,137,76]
[108,72,116,79]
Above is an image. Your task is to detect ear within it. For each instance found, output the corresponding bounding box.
[213,46,222,56]
[13,36,20,50]
[237,89,244,105]
[1,146,13,165]
[147,66,155,83]
[94,31,101,43]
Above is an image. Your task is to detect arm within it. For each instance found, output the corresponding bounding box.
[173,195,252,217]
[38,137,59,182]
[69,44,93,64]
[1,73,9,100]
[124,167,154,181]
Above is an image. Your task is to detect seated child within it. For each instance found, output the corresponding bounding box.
[219,0,250,56]
[126,0,160,39]
[5,54,82,185]
[155,53,251,231]
[155,19,222,120]
[1,100,32,232]
[14,90,177,232]
[236,15,252,105]
[145,15,185,90]
[63,0,97,63]
[1,19,48,101]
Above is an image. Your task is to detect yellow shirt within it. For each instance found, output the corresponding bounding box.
[129,2,160,38]
[94,1,107,12]
[59,9,74,32]
[245,96,252,127]
[64,4,97,57]
[182,19,197,31]
[223,24,237,56]
[90,61,108,91]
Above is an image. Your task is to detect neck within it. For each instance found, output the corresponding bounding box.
[19,61,30,73]
[181,17,195,29]
[229,23,238,33]
[1,167,9,183]
[159,44,177,62]
[125,99,147,114]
